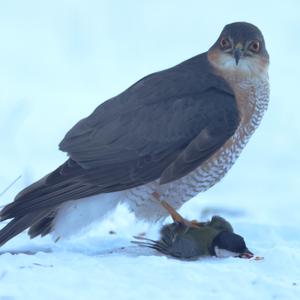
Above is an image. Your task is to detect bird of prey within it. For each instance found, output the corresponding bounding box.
[0,22,269,246]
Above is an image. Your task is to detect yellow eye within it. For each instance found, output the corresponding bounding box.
[249,40,260,52]
[220,37,230,49]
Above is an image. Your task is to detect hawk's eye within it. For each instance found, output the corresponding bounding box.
[249,40,260,53]
[220,37,230,49]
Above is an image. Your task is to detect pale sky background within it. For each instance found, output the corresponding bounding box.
[0,0,299,225]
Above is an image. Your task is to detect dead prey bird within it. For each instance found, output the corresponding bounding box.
[133,195,253,260]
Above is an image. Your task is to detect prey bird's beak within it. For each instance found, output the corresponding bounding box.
[234,43,243,65]
[239,248,254,259]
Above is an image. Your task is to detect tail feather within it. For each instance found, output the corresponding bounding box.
[0,211,48,246]
[28,211,57,238]
[0,178,97,246]
[0,159,105,246]
[0,181,100,221]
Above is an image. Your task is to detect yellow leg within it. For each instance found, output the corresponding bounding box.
[152,192,200,228]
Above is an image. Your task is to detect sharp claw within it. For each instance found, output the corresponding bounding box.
[151,192,200,228]
[161,200,186,224]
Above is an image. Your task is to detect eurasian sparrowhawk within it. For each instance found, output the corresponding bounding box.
[0,22,269,245]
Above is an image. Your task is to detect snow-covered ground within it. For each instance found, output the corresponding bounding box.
[0,1,300,299]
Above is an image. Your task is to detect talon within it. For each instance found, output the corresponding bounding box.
[191,220,203,227]
[160,200,186,224]
[161,201,200,228]
[152,193,200,229]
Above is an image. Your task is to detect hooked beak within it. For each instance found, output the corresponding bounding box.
[234,43,243,65]
[238,248,254,259]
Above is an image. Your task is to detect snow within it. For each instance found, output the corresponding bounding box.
[0,0,300,299]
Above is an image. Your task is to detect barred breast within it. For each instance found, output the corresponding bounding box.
[124,78,270,221]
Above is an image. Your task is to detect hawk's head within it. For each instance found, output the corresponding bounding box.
[208,22,269,80]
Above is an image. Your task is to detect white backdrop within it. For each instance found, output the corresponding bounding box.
[0,2,299,299]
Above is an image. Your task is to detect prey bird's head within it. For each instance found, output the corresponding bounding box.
[208,22,269,79]
[211,231,254,259]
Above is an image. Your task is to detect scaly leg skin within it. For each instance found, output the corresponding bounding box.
[152,192,200,228]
